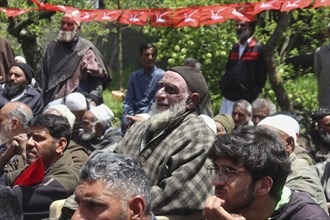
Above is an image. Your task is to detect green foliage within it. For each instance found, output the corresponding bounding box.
[103,89,122,128]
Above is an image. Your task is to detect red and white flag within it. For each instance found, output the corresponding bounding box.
[2,8,32,18]
[313,0,330,8]
[79,10,97,22]
[173,7,201,28]
[281,0,312,11]
[94,9,122,22]
[254,0,284,14]
[200,5,228,25]
[149,8,174,27]
[119,9,149,26]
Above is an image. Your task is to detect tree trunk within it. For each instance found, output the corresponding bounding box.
[264,11,293,111]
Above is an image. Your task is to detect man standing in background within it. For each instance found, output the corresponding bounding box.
[219,20,267,114]
[314,22,330,108]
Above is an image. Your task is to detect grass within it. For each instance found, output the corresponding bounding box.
[103,89,123,129]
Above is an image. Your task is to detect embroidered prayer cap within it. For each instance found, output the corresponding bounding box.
[258,114,298,145]
[63,10,81,26]
[45,104,76,129]
[213,114,235,134]
[89,104,114,127]
[9,62,35,83]
[65,92,87,111]
[168,66,208,99]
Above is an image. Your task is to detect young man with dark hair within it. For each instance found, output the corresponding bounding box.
[204,126,328,220]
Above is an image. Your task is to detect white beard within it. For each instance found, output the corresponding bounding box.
[57,29,77,42]
[81,126,96,141]
[148,96,188,132]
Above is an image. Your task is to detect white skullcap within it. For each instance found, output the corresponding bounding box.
[200,114,217,134]
[45,104,76,129]
[89,104,114,127]
[15,56,26,63]
[258,114,298,144]
[65,92,87,111]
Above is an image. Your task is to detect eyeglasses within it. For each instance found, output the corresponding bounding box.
[207,165,249,183]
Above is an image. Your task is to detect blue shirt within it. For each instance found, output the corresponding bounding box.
[122,66,164,127]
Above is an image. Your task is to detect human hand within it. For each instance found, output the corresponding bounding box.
[204,196,243,220]
[12,133,28,160]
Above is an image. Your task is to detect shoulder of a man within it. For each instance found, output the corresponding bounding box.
[283,191,329,219]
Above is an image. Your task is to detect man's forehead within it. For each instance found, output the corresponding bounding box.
[28,126,50,135]
[214,158,245,169]
[162,70,186,84]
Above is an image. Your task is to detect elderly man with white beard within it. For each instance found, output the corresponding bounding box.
[78,104,122,154]
[116,66,216,219]
[38,10,110,106]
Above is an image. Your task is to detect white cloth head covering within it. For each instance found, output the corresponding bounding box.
[258,114,298,144]
[200,114,217,134]
[45,104,76,129]
[65,92,87,111]
[89,104,114,127]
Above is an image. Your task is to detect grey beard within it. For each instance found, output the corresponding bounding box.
[148,97,188,132]
[57,29,77,42]
[80,126,96,141]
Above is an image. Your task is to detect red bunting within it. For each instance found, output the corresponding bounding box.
[149,9,174,27]
[254,0,284,14]
[13,157,45,187]
[173,7,201,28]
[0,0,326,28]
[79,10,97,22]
[280,0,313,11]
[313,0,330,8]
[1,8,32,18]
[94,9,122,22]
[119,9,149,26]
[200,5,229,25]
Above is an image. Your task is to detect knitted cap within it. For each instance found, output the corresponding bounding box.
[213,114,235,134]
[169,66,208,98]
[9,63,35,83]
[65,92,87,111]
[89,104,114,127]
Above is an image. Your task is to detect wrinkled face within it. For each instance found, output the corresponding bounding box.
[154,71,188,112]
[81,111,97,141]
[7,66,27,86]
[252,106,269,126]
[141,47,157,69]
[232,106,250,127]
[58,16,78,42]
[212,158,255,212]
[73,180,128,220]
[319,115,330,134]
[26,127,59,168]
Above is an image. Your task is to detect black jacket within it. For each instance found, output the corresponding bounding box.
[219,38,267,103]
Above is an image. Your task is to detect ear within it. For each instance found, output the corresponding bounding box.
[129,196,146,220]
[55,137,67,154]
[186,93,200,110]
[285,136,295,154]
[11,118,19,130]
[255,176,273,196]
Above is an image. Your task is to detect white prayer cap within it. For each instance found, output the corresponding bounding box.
[200,114,217,134]
[15,56,26,63]
[45,104,76,129]
[65,92,87,111]
[258,114,298,144]
[89,104,114,127]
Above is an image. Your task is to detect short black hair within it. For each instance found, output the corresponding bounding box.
[0,185,23,220]
[139,43,157,55]
[28,114,71,145]
[208,126,291,200]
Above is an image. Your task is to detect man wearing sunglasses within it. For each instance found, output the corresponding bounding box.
[204,126,328,220]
